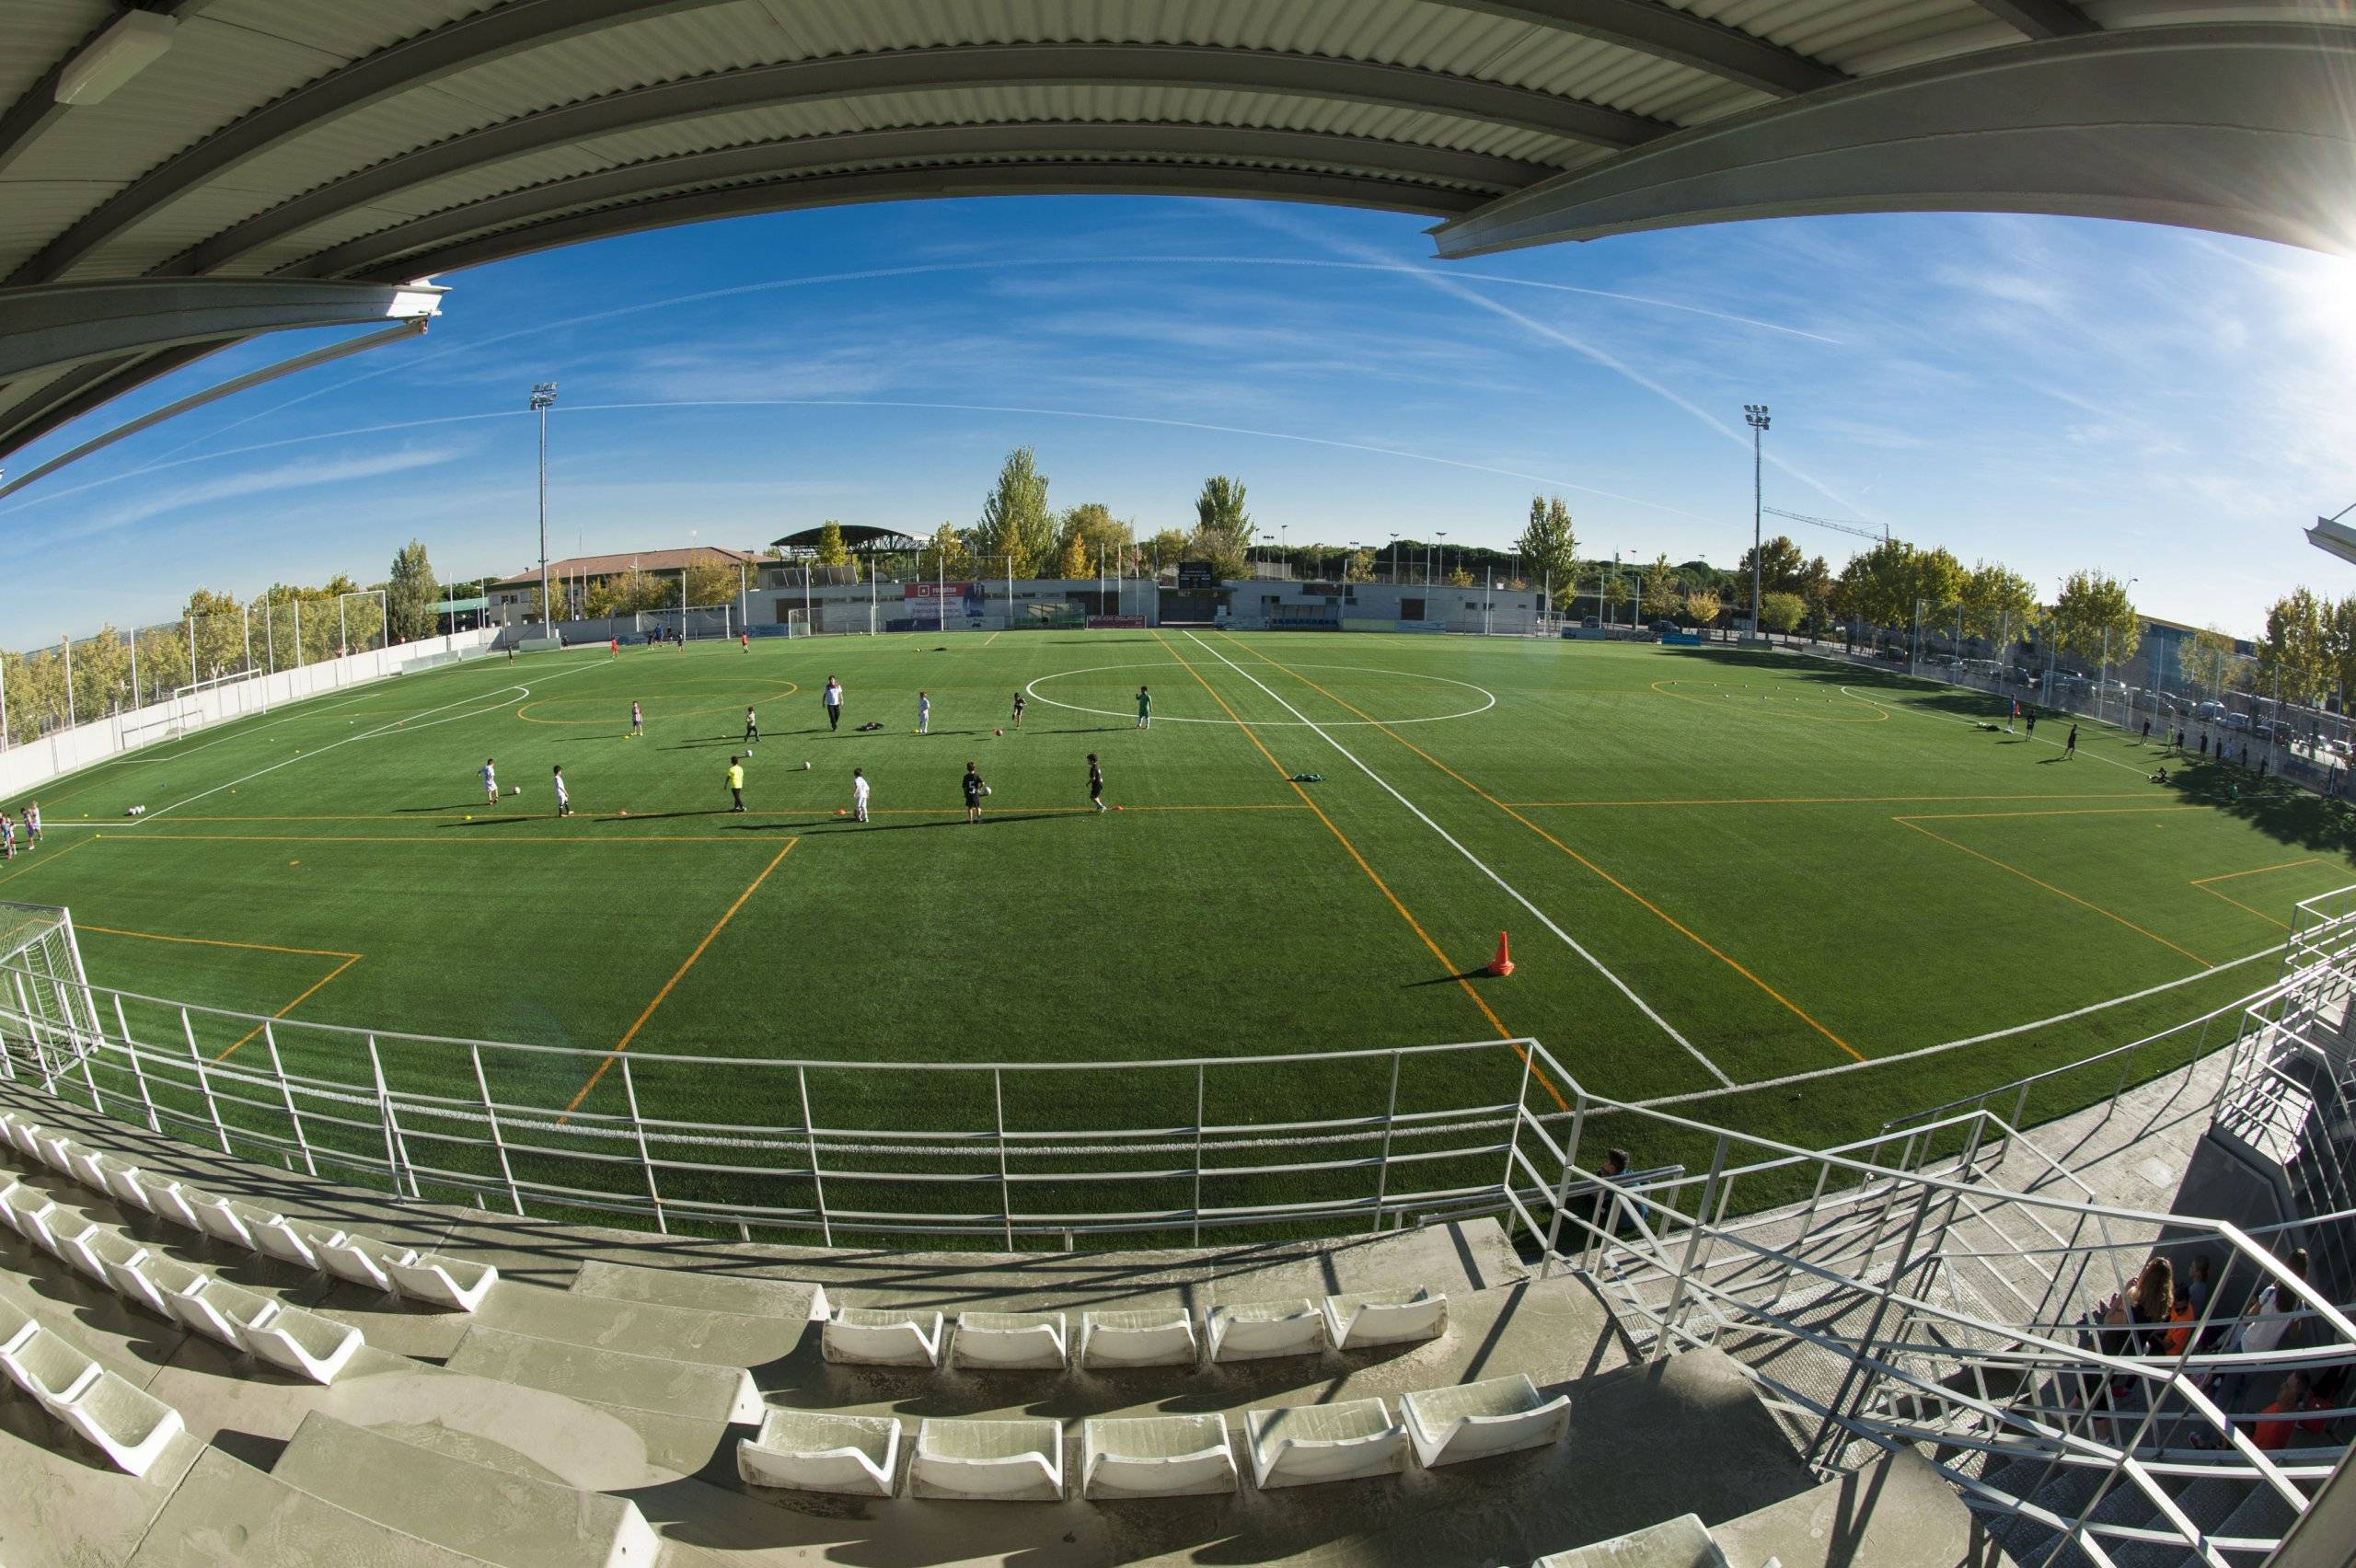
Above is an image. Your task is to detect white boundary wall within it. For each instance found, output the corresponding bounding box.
[0,628,499,799]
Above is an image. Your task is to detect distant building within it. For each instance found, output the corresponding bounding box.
[487,548,758,625]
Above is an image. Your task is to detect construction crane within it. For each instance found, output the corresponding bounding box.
[1763,506,1893,545]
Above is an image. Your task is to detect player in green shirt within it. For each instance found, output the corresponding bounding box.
[1135,685,1151,730]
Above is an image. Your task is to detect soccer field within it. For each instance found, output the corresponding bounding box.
[4,628,2349,1234]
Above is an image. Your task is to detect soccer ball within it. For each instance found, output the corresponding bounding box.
[511,785,521,796]
[803,760,811,770]
[993,728,1003,736]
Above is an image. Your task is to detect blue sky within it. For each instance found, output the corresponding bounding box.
[6,195,2354,639]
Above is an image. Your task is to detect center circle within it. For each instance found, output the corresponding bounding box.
[1026,662,1496,727]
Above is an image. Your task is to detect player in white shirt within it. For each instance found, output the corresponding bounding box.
[552,765,572,818]
[850,767,870,823]
[917,691,930,734]
[481,758,499,804]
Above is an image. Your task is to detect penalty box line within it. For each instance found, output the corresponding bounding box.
[1182,630,1732,1090]
[1218,632,1862,1068]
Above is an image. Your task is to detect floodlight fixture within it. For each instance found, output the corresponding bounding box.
[2310,503,2356,568]
[55,10,176,106]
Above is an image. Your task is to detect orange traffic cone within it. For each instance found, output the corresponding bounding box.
[1486,931,1514,977]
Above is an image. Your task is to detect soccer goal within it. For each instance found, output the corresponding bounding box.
[781,608,810,638]
[0,903,106,1092]
[641,604,733,642]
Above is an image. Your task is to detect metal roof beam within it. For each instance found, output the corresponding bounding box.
[176,42,1663,279]
[1430,24,2356,259]
[1968,0,2098,40]
[380,163,1492,280]
[294,121,1555,279]
[1428,1,1840,95]
[0,276,442,383]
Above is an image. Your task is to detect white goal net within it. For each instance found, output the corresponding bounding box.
[640,604,733,642]
[0,904,105,1091]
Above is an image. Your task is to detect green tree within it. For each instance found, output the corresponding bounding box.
[1184,525,1247,582]
[1515,495,1578,605]
[387,540,439,641]
[1760,592,1807,634]
[1447,566,1476,588]
[1057,502,1130,577]
[1737,536,1807,596]
[1640,554,1677,614]
[977,446,1057,577]
[683,559,740,607]
[1144,527,1188,575]
[1684,589,1722,627]
[183,588,248,684]
[1832,540,1963,630]
[2182,626,2236,698]
[1795,555,1836,628]
[1346,548,1376,583]
[918,522,976,581]
[133,625,190,704]
[1056,530,1090,580]
[2047,570,2140,669]
[814,521,850,568]
[2258,587,2332,706]
[1958,559,2039,650]
[1194,475,1252,549]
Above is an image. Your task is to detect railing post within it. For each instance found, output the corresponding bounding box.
[618,1057,665,1235]
[16,972,58,1093]
[1540,1090,1588,1279]
[364,1034,416,1198]
[1498,1043,1536,1247]
[112,994,158,1133]
[1192,1064,1207,1247]
[1370,1050,1402,1235]
[992,1067,1014,1251]
[468,1044,524,1216]
[258,1021,315,1177]
[179,1007,230,1152]
[1655,1132,1727,1362]
[1808,1172,1938,1470]
[797,1066,831,1248]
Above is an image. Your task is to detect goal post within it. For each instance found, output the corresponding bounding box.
[640,604,734,642]
[0,903,106,1096]
[782,608,810,638]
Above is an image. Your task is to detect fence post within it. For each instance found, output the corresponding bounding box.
[1498,1044,1536,1247]
[618,1057,666,1236]
[468,1045,524,1216]
[111,995,158,1133]
[1192,1064,1206,1247]
[1540,1090,1589,1279]
[797,1066,831,1248]
[1370,1050,1402,1235]
[364,1035,416,1198]
[1809,1173,1938,1470]
[179,1007,230,1152]
[1655,1132,1727,1363]
[992,1067,1014,1251]
[259,1021,316,1177]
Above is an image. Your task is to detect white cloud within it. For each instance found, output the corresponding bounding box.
[75,441,480,536]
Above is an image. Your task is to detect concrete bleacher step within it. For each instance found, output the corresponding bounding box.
[1981,1455,2106,1568]
[269,1412,662,1567]
[1710,1449,1993,1567]
[445,1324,760,1424]
[0,1402,205,1564]
[569,1259,822,1320]
[124,1447,497,1566]
[469,1280,808,1367]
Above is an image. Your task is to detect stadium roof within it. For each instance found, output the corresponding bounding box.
[770,523,927,554]
[487,545,756,588]
[3,2,2352,467]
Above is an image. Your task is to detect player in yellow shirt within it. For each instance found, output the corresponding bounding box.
[726,755,746,813]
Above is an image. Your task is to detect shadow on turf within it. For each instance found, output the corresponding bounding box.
[1406,968,1496,987]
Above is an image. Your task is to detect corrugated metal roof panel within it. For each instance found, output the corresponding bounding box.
[1683,0,2000,73]
[193,0,500,67]
[0,0,110,110]
[0,181,129,279]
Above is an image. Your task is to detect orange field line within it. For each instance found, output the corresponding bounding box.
[1892,806,2208,822]
[92,804,1306,824]
[78,923,359,961]
[1219,631,1865,1066]
[1151,631,1560,1108]
[1891,817,2210,966]
[2190,858,2325,931]
[216,955,363,1064]
[560,837,801,1119]
[0,840,87,883]
[1504,793,2154,809]
[98,833,768,845]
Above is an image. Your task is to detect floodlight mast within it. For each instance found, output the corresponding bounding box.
[2312,502,2356,568]
[530,382,558,628]
[1745,404,1770,633]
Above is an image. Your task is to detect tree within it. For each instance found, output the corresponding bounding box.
[133,625,190,704]
[1683,589,1722,627]
[1958,559,2038,650]
[2257,587,2332,706]
[2046,570,2140,670]
[1346,548,1376,583]
[918,522,976,581]
[183,588,247,683]
[1056,530,1090,580]
[1640,554,1677,614]
[975,446,1057,577]
[1447,566,1476,588]
[814,521,850,568]
[1145,527,1188,575]
[1516,495,1578,605]
[1736,535,1807,597]
[2183,626,2236,698]
[387,540,439,641]
[1760,592,1807,634]
[1184,525,1247,582]
[1831,540,1962,631]
[1057,502,1130,577]
[1195,475,1252,548]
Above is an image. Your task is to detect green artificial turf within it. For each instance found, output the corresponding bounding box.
[3,629,2347,1238]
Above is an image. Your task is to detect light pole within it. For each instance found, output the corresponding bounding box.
[1389,533,1400,587]
[1437,530,1449,586]
[1744,403,1770,635]
[530,381,558,627]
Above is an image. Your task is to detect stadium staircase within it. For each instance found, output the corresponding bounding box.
[0,1084,2001,1567]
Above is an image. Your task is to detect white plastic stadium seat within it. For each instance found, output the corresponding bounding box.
[1080,1414,1238,1499]
[100,1247,175,1319]
[1206,1298,1324,1363]
[240,1303,364,1384]
[1,1182,57,1242]
[188,1193,258,1250]
[37,1213,100,1272]
[138,1174,205,1233]
[1321,1287,1448,1350]
[1537,1513,1727,1567]
[5,1118,42,1159]
[93,1154,150,1212]
[822,1307,944,1368]
[248,1211,334,1271]
[57,1221,144,1287]
[1243,1398,1408,1490]
[909,1416,1065,1502]
[54,1370,185,1477]
[318,1232,415,1294]
[0,1299,34,1355]
[32,1131,74,1173]
[1079,1307,1197,1369]
[737,1409,900,1496]
[63,1144,108,1192]
[163,1274,271,1348]
[1,1325,103,1413]
[18,1199,80,1260]
[1400,1374,1569,1468]
[387,1253,497,1312]
[952,1310,1068,1370]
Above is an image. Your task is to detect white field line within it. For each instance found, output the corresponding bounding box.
[1630,938,2285,1111]
[1833,671,2153,779]
[125,655,608,824]
[1181,629,1733,1088]
[72,685,387,777]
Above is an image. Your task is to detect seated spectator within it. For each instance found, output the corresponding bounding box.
[1587,1147,1632,1238]
[2253,1371,2311,1451]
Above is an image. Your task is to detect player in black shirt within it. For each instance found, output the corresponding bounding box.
[1088,754,1105,813]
